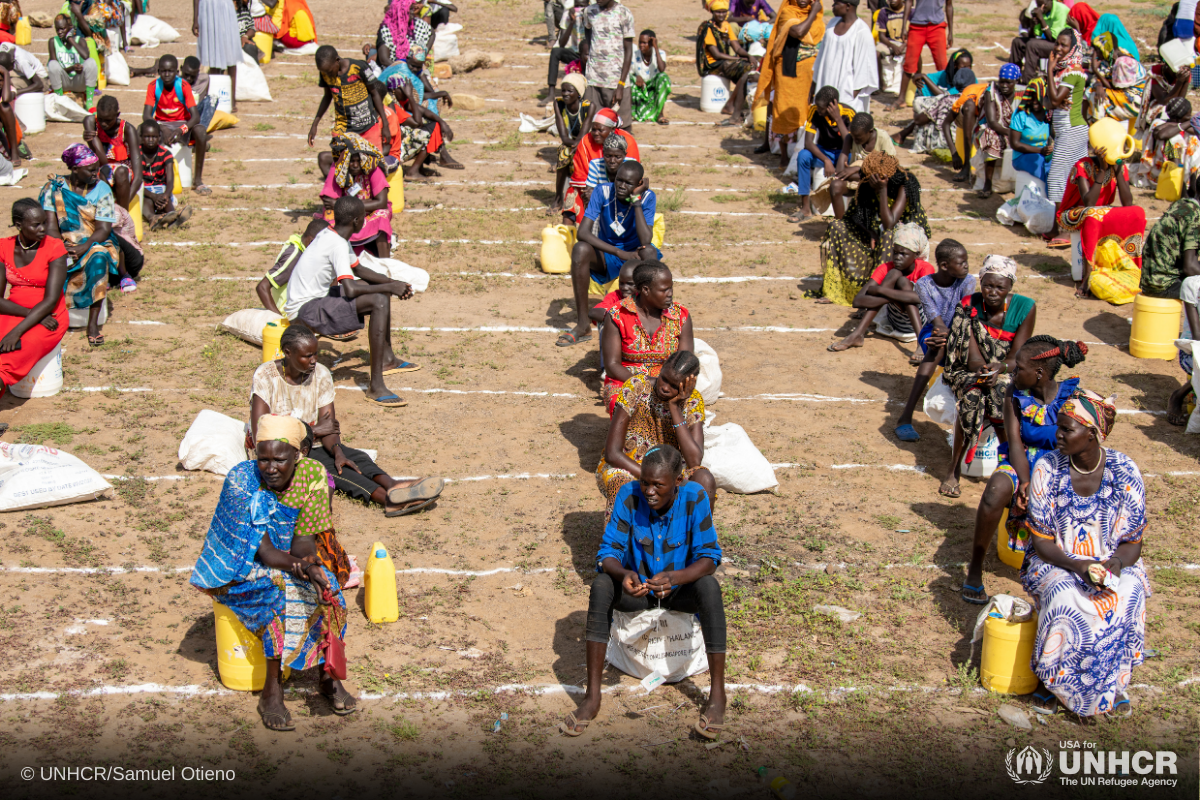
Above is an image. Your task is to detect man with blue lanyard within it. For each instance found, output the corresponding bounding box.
[559,160,659,347]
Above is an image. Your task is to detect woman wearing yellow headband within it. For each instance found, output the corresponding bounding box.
[191,413,355,732]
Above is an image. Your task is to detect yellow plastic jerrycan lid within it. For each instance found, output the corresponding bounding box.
[540,224,571,274]
[1089,118,1136,164]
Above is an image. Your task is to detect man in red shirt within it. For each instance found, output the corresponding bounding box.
[141,54,211,196]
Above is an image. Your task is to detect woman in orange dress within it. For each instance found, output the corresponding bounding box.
[0,198,68,393]
[600,261,694,414]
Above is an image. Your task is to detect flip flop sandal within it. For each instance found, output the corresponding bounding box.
[939,485,962,499]
[1032,690,1059,714]
[895,424,921,443]
[192,184,212,196]
[387,477,445,506]
[1167,410,1189,426]
[382,360,421,375]
[384,496,438,518]
[322,331,359,342]
[322,686,357,716]
[364,393,408,408]
[258,706,295,732]
[154,208,182,230]
[559,712,590,737]
[694,714,723,740]
[786,212,811,224]
[88,335,104,347]
[961,583,989,605]
[1111,696,1132,718]
[1045,238,1070,249]
[555,331,593,347]
[119,277,137,293]
[172,206,194,227]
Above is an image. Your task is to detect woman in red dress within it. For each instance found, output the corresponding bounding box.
[0,198,69,392]
[600,261,694,414]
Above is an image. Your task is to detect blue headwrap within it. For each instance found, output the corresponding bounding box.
[999,62,1020,81]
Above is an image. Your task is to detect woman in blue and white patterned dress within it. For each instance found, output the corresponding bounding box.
[1024,388,1149,718]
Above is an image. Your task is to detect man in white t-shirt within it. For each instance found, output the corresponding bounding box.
[284,196,419,408]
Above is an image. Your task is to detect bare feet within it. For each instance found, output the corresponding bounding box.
[656,114,669,125]
[814,297,834,305]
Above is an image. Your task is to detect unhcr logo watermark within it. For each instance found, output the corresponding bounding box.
[1007,742,1180,788]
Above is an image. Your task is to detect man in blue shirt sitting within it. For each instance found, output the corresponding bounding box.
[557,160,660,347]
[559,445,728,741]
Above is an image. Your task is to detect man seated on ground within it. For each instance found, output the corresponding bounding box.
[568,108,640,223]
[1009,0,1069,84]
[698,0,755,127]
[282,196,419,408]
[137,120,193,230]
[249,325,445,517]
[828,222,931,352]
[790,86,853,223]
[257,218,330,316]
[1140,188,1200,425]
[84,96,142,212]
[893,238,973,442]
[559,161,658,347]
[828,111,896,219]
[142,54,212,195]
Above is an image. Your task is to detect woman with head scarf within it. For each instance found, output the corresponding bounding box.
[38,143,123,346]
[827,221,932,352]
[567,107,640,222]
[812,150,930,306]
[1009,77,1054,185]
[968,64,1020,197]
[896,48,973,154]
[1045,28,1091,210]
[192,413,354,732]
[938,254,1037,498]
[960,336,1089,604]
[1090,56,1149,122]
[316,132,393,257]
[550,72,594,214]
[1055,119,1145,299]
[752,0,825,167]
[1024,389,1148,719]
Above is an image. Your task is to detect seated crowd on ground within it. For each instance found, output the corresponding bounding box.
[0,0,1184,740]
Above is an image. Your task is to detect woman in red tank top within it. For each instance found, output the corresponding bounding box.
[0,199,69,392]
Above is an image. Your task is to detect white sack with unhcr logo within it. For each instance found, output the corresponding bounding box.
[0,443,112,511]
[605,608,708,682]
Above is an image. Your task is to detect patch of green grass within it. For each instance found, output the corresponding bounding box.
[16,423,93,446]
[874,514,902,530]
[711,194,740,204]
[661,188,686,212]
[384,717,420,742]
[949,661,978,692]
[484,131,522,151]
[253,122,274,131]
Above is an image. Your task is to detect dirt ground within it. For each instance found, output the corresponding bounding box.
[0,0,1197,797]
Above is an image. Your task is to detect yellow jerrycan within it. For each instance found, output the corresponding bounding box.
[1129,295,1182,360]
[540,224,572,274]
[261,317,288,363]
[387,165,405,213]
[364,541,399,623]
[980,614,1038,694]
[995,508,1026,570]
[213,600,291,690]
[14,16,30,46]
[1088,117,1136,164]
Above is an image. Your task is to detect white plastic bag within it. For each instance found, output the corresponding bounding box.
[0,442,112,511]
[995,192,1021,226]
[236,51,272,102]
[1182,338,1200,434]
[881,54,903,95]
[693,338,722,407]
[68,302,107,329]
[44,93,90,122]
[178,410,248,476]
[357,252,429,292]
[604,608,708,682]
[922,374,958,427]
[1016,183,1056,235]
[283,42,319,56]
[517,112,555,133]
[129,14,180,47]
[973,148,1015,194]
[702,422,778,494]
[433,33,459,62]
[961,426,1000,479]
[219,308,282,346]
[105,50,130,86]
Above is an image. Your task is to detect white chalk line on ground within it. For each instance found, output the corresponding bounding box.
[97,471,574,485]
